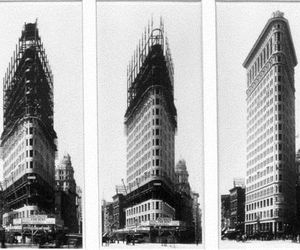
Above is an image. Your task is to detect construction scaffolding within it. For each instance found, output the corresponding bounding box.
[125,18,177,130]
[0,21,57,227]
[1,21,56,147]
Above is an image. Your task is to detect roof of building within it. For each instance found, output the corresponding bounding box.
[175,159,187,172]
[243,11,297,68]
[57,153,73,170]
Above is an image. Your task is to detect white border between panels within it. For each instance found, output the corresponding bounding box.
[203,0,219,249]
[83,0,99,249]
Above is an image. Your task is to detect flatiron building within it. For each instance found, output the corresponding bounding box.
[1,22,57,226]
[243,11,297,235]
[124,20,177,228]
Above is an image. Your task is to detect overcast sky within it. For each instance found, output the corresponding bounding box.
[97,2,203,207]
[0,2,84,189]
[217,2,300,195]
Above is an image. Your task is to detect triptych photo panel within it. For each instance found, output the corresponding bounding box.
[98,1,203,248]
[1,0,300,249]
[217,1,300,249]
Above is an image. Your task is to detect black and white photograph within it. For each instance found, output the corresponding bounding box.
[98,1,203,248]
[217,1,300,248]
[0,1,83,248]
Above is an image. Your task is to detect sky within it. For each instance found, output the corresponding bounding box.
[217,2,300,195]
[97,2,203,207]
[0,2,84,189]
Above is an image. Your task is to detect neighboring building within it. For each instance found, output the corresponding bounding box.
[55,154,78,233]
[55,154,76,193]
[295,149,300,233]
[191,191,202,243]
[198,206,202,242]
[1,22,57,233]
[233,178,245,188]
[124,20,177,230]
[296,149,300,185]
[76,186,83,234]
[175,159,191,194]
[243,11,297,235]
[112,193,126,230]
[221,194,230,232]
[102,200,113,234]
[174,160,194,242]
[229,181,245,232]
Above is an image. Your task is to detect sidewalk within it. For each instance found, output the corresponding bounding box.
[220,239,300,249]
[101,242,203,249]
[3,243,39,248]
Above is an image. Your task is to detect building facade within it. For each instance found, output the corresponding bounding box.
[295,149,300,233]
[55,154,76,193]
[124,20,177,229]
[102,200,114,234]
[174,160,194,241]
[76,186,83,234]
[1,22,57,229]
[229,185,245,232]
[112,193,126,230]
[175,159,191,194]
[243,11,297,235]
[55,154,78,233]
[221,194,231,232]
[191,191,202,243]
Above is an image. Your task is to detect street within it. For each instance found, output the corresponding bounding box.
[101,242,203,249]
[221,239,300,249]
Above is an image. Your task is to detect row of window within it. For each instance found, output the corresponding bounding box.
[247,165,274,183]
[247,85,274,121]
[246,175,273,192]
[246,186,274,202]
[126,95,153,138]
[126,213,172,226]
[247,116,274,153]
[247,107,274,145]
[126,200,174,216]
[247,68,274,105]
[247,33,282,86]
[127,130,151,166]
[246,209,274,222]
[128,168,169,189]
[127,93,163,140]
[127,122,151,158]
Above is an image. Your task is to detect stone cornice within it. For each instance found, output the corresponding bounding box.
[243,14,297,68]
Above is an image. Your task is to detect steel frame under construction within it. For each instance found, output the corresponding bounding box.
[122,18,184,243]
[125,18,176,128]
[0,21,57,228]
